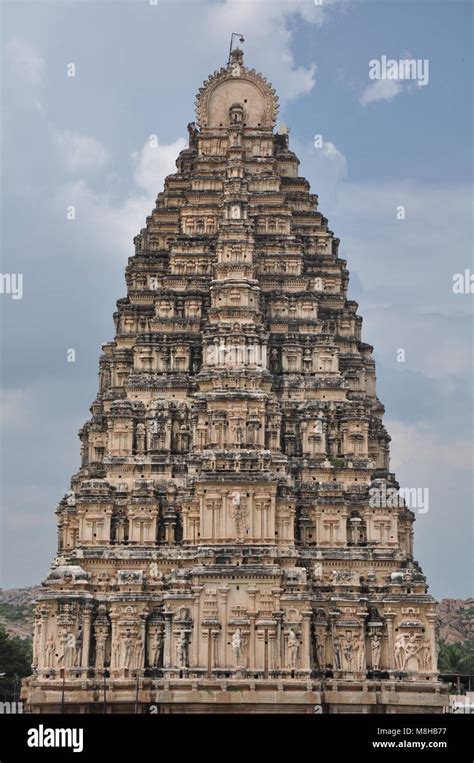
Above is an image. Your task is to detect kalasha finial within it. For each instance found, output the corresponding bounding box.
[228,32,245,66]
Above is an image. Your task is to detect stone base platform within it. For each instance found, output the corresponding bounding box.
[23,677,448,714]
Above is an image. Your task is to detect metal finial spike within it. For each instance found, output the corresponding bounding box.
[228,32,245,65]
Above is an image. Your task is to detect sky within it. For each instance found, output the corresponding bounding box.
[0,0,472,598]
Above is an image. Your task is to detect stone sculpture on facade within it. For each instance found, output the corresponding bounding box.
[287,630,299,669]
[231,629,242,666]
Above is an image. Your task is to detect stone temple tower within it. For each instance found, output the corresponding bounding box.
[24,49,447,713]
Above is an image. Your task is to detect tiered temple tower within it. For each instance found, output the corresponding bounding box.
[24,50,447,713]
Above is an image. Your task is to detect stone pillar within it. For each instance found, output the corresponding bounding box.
[426,611,438,674]
[301,611,312,671]
[218,586,230,668]
[212,629,219,671]
[268,629,277,671]
[384,613,396,670]
[81,604,94,670]
[192,586,203,668]
[138,615,147,670]
[274,611,283,670]
[247,587,258,670]
[163,610,173,668]
[38,606,50,669]
[314,511,321,543]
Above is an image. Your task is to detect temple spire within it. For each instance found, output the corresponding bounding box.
[23,50,446,715]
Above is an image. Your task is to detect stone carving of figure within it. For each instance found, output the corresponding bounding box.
[404,634,421,670]
[45,636,55,668]
[355,636,365,672]
[287,629,299,669]
[235,425,243,447]
[112,638,121,668]
[95,636,106,670]
[313,562,323,581]
[420,642,432,670]
[342,636,354,671]
[315,636,326,669]
[270,348,280,374]
[332,634,342,670]
[135,640,144,670]
[148,631,162,669]
[176,631,187,668]
[74,632,83,668]
[370,633,382,670]
[394,633,407,670]
[148,561,161,580]
[64,632,76,669]
[230,492,248,539]
[136,423,146,455]
[56,631,67,668]
[231,629,242,666]
[124,637,134,670]
[177,423,191,452]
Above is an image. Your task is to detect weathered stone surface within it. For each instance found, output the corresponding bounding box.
[22,49,447,713]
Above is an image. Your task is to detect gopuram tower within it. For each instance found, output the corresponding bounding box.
[24,49,447,713]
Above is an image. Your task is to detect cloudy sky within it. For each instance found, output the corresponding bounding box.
[1,0,472,597]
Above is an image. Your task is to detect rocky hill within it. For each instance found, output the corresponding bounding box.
[438,598,474,645]
[0,586,42,641]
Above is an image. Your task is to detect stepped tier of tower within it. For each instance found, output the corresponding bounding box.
[23,50,446,713]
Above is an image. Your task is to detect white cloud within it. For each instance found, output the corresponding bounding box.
[4,36,45,85]
[204,0,346,105]
[318,140,348,179]
[360,79,403,106]
[387,420,473,473]
[55,130,110,174]
[57,179,147,258]
[132,136,187,195]
[290,136,348,210]
[54,135,187,258]
[323,179,472,384]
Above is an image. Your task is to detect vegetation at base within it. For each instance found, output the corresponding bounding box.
[0,626,32,702]
[438,638,474,675]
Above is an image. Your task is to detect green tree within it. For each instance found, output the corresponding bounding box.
[0,626,32,702]
[438,639,474,674]
[458,639,474,673]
